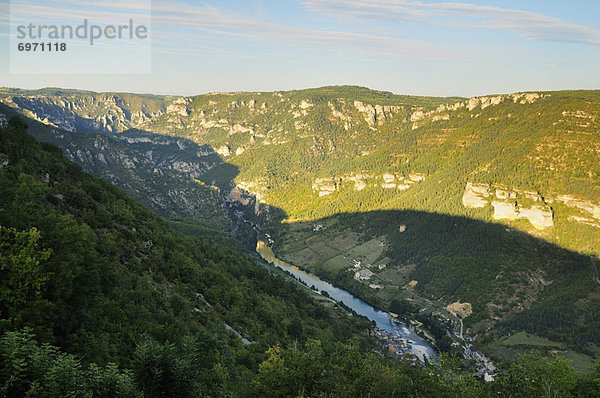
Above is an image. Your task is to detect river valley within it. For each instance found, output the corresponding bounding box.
[256,240,438,361]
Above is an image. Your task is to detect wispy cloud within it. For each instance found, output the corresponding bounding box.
[303,0,600,46]
[148,1,462,59]
[8,0,462,59]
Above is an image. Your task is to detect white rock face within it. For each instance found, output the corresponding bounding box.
[462,182,553,229]
[230,124,253,134]
[410,111,425,122]
[167,98,191,116]
[353,101,401,126]
[354,180,367,190]
[312,177,338,196]
[568,216,600,228]
[491,201,517,219]
[354,101,377,126]
[431,114,450,122]
[519,206,554,230]
[467,98,481,111]
[216,146,230,157]
[511,92,545,104]
[342,174,370,191]
[408,173,426,182]
[557,195,600,220]
[462,183,491,208]
[492,201,554,230]
[299,100,313,110]
[382,173,396,183]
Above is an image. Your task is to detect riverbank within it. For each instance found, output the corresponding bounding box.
[256,240,438,361]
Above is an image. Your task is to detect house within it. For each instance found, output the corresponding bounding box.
[378,264,387,270]
[354,269,374,281]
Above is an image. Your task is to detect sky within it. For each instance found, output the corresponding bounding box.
[1,0,599,97]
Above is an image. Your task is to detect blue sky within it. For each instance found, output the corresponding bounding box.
[1,0,599,96]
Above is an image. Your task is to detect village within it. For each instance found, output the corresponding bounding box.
[372,327,419,362]
[344,252,496,381]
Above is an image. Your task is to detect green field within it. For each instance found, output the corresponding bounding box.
[482,332,598,373]
[501,332,564,348]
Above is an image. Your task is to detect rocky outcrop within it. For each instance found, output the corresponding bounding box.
[216,146,231,157]
[353,101,401,127]
[568,216,600,228]
[462,183,490,208]
[410,92,550,130]
[557,195,600,220]
[0,92,167,133]
[382,173,396,183]
[463,182,554,229]
[381,173,399,189]
[456,92,547,112]
[342,173,371,191]
[166,97,191,116]
[312,177,339,196]
[492,201,554,230]
[377,173,425,190]
[408,173,426,182]
[312,171,425,195]
[519,205,555,230]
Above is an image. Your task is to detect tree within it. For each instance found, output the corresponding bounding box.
[493,352,577,398]
[0,226,51,320]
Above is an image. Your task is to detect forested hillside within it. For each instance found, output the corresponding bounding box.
[2,114,600,398]
[0,116,372,395]
[0,103,232,232]
[2,86,599,367]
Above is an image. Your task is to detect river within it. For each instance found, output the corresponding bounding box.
[256,240,438,361]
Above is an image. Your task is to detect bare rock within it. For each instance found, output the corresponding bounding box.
[462,182,490,208]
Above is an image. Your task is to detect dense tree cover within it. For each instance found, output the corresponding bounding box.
[4,328,600,398]
[2,84,600,394]
[0,328,140,398]
[0,117,375,395]
[5,88,598,325]
[277,210,598,351]
[1,114,599,395]
[250,340,600,398]
[0,103,232,231]
[124,87,600,349]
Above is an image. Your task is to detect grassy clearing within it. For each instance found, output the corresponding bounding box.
[501,332,564,348]
[378,264,416,286]
[327,232,361,251]
[347,238,386,264]
[305,239,340,260]
[483,332,598,373]
[559,350,597,374]
[284,247,322,268]
[324,254,353,271]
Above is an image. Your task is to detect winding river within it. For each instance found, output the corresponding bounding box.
[256,241,438,361]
